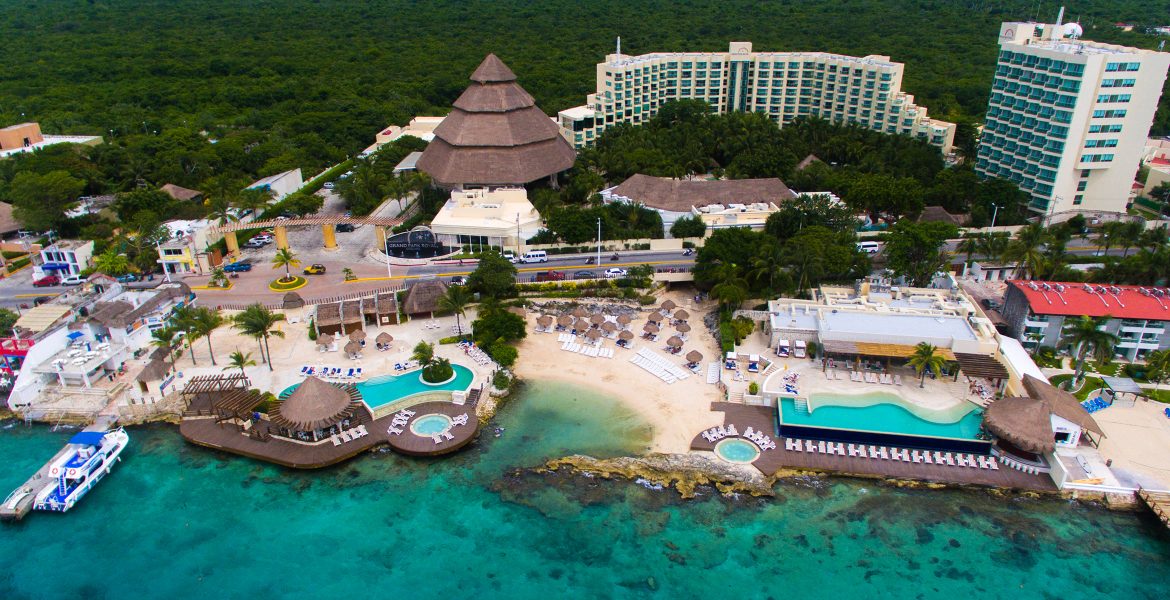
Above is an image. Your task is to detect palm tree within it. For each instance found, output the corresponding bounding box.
[748,243,787,293]
[957,236,980,268]
[206,194,239,227]
[171,306,199,365]
[223,349,257,378]
[411,340,434,366]
[271,247,299,282]
[150,326,179,370]
[709,261,748,312]
[1059,315,1119,389]
[907,342,948,388]
[437,285,472,335]
[232,304,286,371]
[1144,349,1170,391]
[1003,223,1047,280]
[94,250,131,276]
[1118,221,1145,258]
[190,306,225,366]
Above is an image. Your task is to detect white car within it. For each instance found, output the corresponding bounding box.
[502,251,516,263]
[604,268,627,279]
[323,182,335,190]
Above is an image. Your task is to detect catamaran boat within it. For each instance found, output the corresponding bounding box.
[33,428,129,513]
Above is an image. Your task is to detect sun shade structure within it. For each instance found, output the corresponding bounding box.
[820,340,957,361]
[661,300,677,311]
[601,321,617,332]
[686,350,704,363]
[270,377,359,432]
[536,315,554,328]
[673,309,690,321]
[416,54,576,187]
[344,340,362,355]
[401,279,449,316]
[675,322,691,333]
[375,332,393,345]
[647,312,664,323]
[572,307,588,318]
[586,329,601,340]
[954,352,1009,380]
[643,323,660,333]
[348,329,367,342]
[557,315,573,327]
[590,313,605,325]
[619,330,634,340]
[316,333,334,348]
[666,336,683,348]
[617,314,632,325]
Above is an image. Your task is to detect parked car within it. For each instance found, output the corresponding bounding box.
[335,223,356,233]
[535,270,566,282]
[575,271,596,280]
[61,275,84,286]
[223,261,253,273]
[450,275,468,285]
[502,251,516,263]
[32,275,61,287]
[242,239,267,249]
[303,264,327,275]
[604,268,628,279]
[115,274,139,283]
[323,182,335,190]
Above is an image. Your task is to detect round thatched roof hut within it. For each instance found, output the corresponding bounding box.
[673,309,689,321]
[675,322,691,333]
[983,397,1057,454]
[647,312,663,323]
[601,321,617,332]
[537,315,554,328]
[344,340,362,355]
[349,329,367,341]
[316,333,334,348]
[643,322,660,333]
[585,329,601,340]
[376,332,393,345]
[619,330,634,340]
[666,336,683,348]
[590,313,605,325]
[686,350,704,363]
[661,299,677,311]
[617,314,632,325]
[270,377,359,434]
[572,307,588,318]
[557,315,573,327]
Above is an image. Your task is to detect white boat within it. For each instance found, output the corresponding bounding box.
[33,428,129,513]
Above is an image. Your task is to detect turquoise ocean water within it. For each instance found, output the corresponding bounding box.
[2,380,1169,599]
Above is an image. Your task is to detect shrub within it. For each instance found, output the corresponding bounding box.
[747,382,759,395]
[488,342,518,368]
[719,320,736,352]
[307,319,317,341]
[422,357,453,383]
[731,316,755,343]
[6,256,32,272]
[638,295,656,305]
[438,335,470,344]
[492,370,513,390]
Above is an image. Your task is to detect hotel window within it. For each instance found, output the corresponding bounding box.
[1096,94,1132,103]
[1105,62,1140,72]
[1092,109,1127,118]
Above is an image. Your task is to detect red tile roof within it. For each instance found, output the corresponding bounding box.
[1150,157,1170,166]
[1009,280,1170,320]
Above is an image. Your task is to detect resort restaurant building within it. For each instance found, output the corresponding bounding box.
[600,174,796,237]
[427,187,543,253]
[270,377,367,443]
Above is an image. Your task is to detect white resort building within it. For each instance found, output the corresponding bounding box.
[559,41,956,152]
[427,187,543,252]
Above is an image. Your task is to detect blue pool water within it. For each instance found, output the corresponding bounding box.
[715,438,759,463]
[358,364,475,408]
[781,391,984,440]
[411,413,453,435]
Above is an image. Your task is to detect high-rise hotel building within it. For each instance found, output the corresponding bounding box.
[976,21,1170,216]
[558,42,956,153]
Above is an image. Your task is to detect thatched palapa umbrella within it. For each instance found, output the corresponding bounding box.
[643,322,660,333]
[344,340,362,357]
[349,329,367,342]
[666,336,683,348]
[317,333,334,348]
[617,314,632,325]
[686,350,704,364]
[585,329,601,341]
[537,315,554,328]
[661,299,677,311]
[619,330,634,340]
[590,313,605,326]
[675,322,691,333]
[601,321,618,333]
[572,307,588,318]
[269,376,358,437]
[647,312,663,323]
[557,315,573,327]
[375,332,393,349]
[673,309,690,321]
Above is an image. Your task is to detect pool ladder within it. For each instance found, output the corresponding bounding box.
[793,398,809,414]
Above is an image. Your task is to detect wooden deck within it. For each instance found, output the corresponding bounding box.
[180,401,479,468]
[691,402,1057,492]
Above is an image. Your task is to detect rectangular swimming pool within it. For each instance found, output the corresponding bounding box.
[778,391,989,452]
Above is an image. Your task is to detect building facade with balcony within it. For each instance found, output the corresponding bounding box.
[975,21,1170,217]
[558,41,955,153]
[34,239,94,279]
[1001,280,1170,360]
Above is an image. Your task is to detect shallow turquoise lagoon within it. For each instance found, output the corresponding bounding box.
[1,381,1168,599]
[782,391,985,440]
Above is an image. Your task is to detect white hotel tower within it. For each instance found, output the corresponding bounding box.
[975,18,1170,217]
[558,41,956,153]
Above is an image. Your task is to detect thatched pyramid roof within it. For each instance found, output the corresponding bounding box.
[271,377,356,431]
[1021,375,1103,435]
[402,279,449,315]
[282,292,305,309]
[983,396,1057,454]
[417,54,575,187]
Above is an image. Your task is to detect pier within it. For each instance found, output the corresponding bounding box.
[0,416,118,522]
[1138,489,1170,531]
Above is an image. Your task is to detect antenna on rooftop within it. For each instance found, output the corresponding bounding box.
[1056,6,1065,27]
[616,36,621,61]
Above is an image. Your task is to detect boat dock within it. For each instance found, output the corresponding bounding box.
[1,417,117,522]
[1138,488,1170,530]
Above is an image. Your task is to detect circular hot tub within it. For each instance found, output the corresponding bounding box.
[715,438,761,464]
[410,413,453,437]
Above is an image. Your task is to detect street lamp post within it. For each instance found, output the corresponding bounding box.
[596,218,602,267]
[990,203,1000,229]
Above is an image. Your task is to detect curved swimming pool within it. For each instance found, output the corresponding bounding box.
[282,364,475,411]
[781,391,982,440]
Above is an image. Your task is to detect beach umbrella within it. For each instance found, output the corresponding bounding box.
[348,329,367,342]
[586,329,601,340]
[666,336,683,348]
[686,350,704,363]
[375,332,393,344]
[617,314,632,325]
[557,315,573,327]
[572,307,588,318]
[673,309,689,321]
[619,330,634,340]
[601,322,618,333]
[675,322,691,333]
[661,299,677,311]
[344,340,362,356]
[643,322,660,333]
[537,315,554,328]
[647,312,663,323]
[317,333,334,347]
[590,313,605,325]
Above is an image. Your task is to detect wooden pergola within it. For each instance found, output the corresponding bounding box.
[212,389,264,425]
[181,373,252,414]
